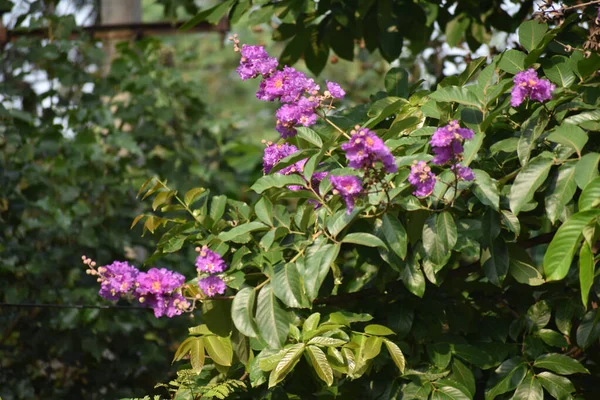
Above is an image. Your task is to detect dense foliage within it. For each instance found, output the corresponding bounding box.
[93,2,600,399]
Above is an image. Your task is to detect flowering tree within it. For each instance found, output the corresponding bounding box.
[89,4,600,400]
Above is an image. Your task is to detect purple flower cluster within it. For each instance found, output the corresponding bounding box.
[98,261,139,301]
[330,175,363,214]
[233,38,345,138]
[342,128,397,173]
[430,120,474,165]
[136,268,189,318]
[196,246,228,274]
[263,143,306,175]
[408,161,436,197]
[195,246,227,298]
[92,259,189,318]
[236,44,278,80]
[408,121,475,197]
[510,69,555,107]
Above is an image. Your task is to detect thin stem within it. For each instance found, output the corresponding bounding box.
[156,179,203,224]
[563,0,600,10]
[317,110,351,139]
[254,277,271,292]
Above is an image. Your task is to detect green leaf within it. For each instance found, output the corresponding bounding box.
[518,20,548,52]
[509,156,554,216]
[256,284,290,349]
[445,14,470,47]
[429,86,483,109]
[574,153,600,190]
[512,373,543,400]
[268,343,305,388]
[527,300,551,331]
[537,372,575,400]
[190,337,206,374]
[383,339,406,373]
[579,177,600,211]
[306,345,334,386]
[381,214,408,259]
[459,56,488,85]
[534,353,589,375]
[545,163,577,224]
[423,212,457,265]
[204,335,233,366]
[210,195,227,222]
[255,197,273,226]
[485,357,527,400]
[201,300,233,336]
[472,170,500,210]
[307,336,347,347]
[482,238,509,286]
[509,247,544,286]
[304,25,329,75]
[517,110,548,165]
[385,67,409,98]
[432,386,470,400]
[302,313,321,337]
[403,382,432,399]
[296,127,323,148]
[400,255,426,298]
[364,324,395,336]
[184,187,207,207]
[544,55,576,88]
[232,287,259,338]
[579,242,594,307]
[544,209,600,281]
[218,221,268,242]
[576,309,600,348]
[547,124,588,157]
[537,329,569,348]
[303,241,340,301]
[497,50,526,74]
[452,359,476,398]
[327,208,361,237]
[341,232,387,248]
[180,0,235,30]
[251,174,306,194]
[272,263,310,308]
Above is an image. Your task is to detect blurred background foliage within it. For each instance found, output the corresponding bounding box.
[0,0,556,398]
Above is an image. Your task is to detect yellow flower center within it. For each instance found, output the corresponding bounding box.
[152,281,161,291]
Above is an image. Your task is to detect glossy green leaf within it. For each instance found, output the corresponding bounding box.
[306,345,334,386]
[204,335,233,366]
[256,284,290,349]
[385,67,409,98]
[481,237,509,286]
[296,127,323,148]
[545,163,577,224]
[232,287,259,338]
[429,86,483,109]
[509,156,554,215]
[484,357,527,400]
[547,124,588,157]
[400,255,426,298]
[537,329,568,348]
[537,372,575,400]
[190,337,206,374]
[302,313,321,337]
[574,153,600,189]
[509,247,544,286]
[303,241,340,301]
[432,386,470,400]
[578,177,600,211]
[381,214,408,259]
[268,343,305,388]
[497,50,526,74]
[251,174,306,194]
[519,20,548,52]
[579,241,594,307]
[472,169,500,210]
[452,359,476,397]
[544,209,600,281]
[341,232,387,248]
[364,324,395,336]
[423,212,457,265]
[307,336,347,347]
[255,197,273,226]
[544,55,576,87]
[272,263,310,308]
[383,339,406,373]
[576,309,600,349]
[533,353,589,375]
[512,373,543,400]
[218,221,268,242]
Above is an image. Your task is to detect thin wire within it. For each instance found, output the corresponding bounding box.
[0,302,148,310]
